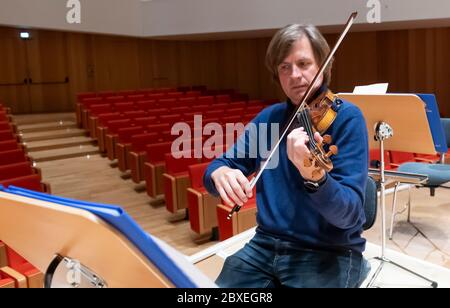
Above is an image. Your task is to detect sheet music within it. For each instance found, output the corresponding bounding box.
[353,83,389,94]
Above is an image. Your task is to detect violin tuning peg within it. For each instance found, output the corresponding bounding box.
[325,145,338,158]
[322,135,332,144]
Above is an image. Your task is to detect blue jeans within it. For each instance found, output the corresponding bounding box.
[216,232,371,288]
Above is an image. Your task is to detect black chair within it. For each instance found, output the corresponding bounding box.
[363,176,378,231]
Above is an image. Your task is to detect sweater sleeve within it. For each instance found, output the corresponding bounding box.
[307,105,369,229]
[203,115,262,197]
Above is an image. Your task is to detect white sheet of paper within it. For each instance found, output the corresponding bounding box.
[353,83,389,94]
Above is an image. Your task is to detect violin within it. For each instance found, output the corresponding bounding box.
[295,89,339,180]
[227,12,358,219]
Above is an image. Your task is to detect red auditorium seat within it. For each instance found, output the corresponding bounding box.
[128,133,160,183]
[87,104,114,135]
[112,126,144,163]
[0,122,13,132]
[127,94,146,102]
[136,100,157,111]
[3,246,43,288]
[104,96,125,104]
[163,151,202,214]
[93,112,122,141]
[187,162,220,236]
[0,174,50,193]
[0,111,12,122]
[0,241,8,267]
[115,126,146,172]
[0,162,40,181]
[0,130,17,142]
[369,149,393,169]
[0,140,22,152]
[178,97,195,106]
[184,91,201,98]
[0,149,29,166]
[103,119,132,158]
[389,151,436,169]
[144,142,173,198]
[166,92,183,100]
[216,194,257,241]
[114,102,135,113]
[197,96,214,105]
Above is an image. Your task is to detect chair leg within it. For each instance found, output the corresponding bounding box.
[407,185,412,223]
[389,182,400,240]
[430,187,436,197]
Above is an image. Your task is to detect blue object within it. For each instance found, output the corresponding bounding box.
[1,185,197,288]
[398,163,450,186]
[442,118,450,147]
[416,94,448,153]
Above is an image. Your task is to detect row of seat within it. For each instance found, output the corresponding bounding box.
[0,241,43,288]
[76,85,207,102]
[0,106,51,193]
[74,87,268,242]
[76,86,252,129]
[86,99,265,137]
[0,102,45,288]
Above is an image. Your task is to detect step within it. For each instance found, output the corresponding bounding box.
[18,120,77,133]
[20,128,87,142]
[29,144,100,162]
[12,113,75,125]
[25,136,97,152]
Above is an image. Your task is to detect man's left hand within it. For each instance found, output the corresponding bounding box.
[287,127,326,181]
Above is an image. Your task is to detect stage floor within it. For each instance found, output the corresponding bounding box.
[190,228,450,288]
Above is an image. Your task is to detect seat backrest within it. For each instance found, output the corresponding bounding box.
[363,176,378,231]
[441,118,450,146]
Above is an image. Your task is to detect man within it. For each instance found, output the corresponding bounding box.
[203,24,370,288]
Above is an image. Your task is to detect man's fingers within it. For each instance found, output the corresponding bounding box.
[221,179,244,206]
[235,172,253,198]
[314,132,323,144]
[227,175,248,203]
[216,185,234,207]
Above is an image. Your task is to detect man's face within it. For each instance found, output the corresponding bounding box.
[277,36,323,105]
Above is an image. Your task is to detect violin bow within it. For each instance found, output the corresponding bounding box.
[227,12,358,219]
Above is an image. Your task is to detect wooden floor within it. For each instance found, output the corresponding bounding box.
[14,113,450,267]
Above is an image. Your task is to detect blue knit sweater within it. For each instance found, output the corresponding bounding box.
[204,96,369,253]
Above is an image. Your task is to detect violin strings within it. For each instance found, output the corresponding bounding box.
[300,109,317,149]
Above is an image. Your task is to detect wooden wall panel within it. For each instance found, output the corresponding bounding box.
[0,25,449,117]
[137,40,155,89]
[26,30,70,113]
[235,39,260,99]
[215,40,238,91]
[376,30,410,93]
[92,36,140,91]
[177,41,201,88]
[408,29,436,93]
[66,33,95,106]
[197,41,219,90]
[255,38,285,102]
[151,41,178,88]
[434,28,450,117]
[329,32,379,92]
[0,28,30,113]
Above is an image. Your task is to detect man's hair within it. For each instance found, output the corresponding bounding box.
[265,24,333,86]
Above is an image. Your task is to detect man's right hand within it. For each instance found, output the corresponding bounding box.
[210,166,253,207]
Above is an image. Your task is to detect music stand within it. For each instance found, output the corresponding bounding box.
[338,93,438,288]
[0,187,216,288]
